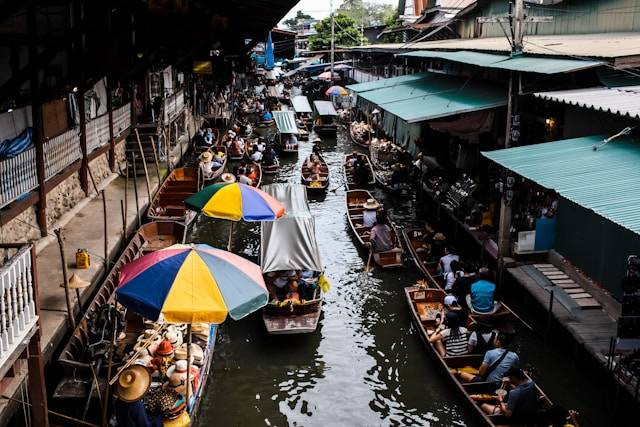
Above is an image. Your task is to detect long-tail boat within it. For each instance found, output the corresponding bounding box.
[147,168,199,222]
[343,153,375,190]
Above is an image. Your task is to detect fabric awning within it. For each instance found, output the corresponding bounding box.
[397,51,604,74]
[291,95,313,113]
[482,135,640,235]
[260,184,323,273]
[272,110,299,134]
[346,72,428,93]
[357,72,507,123]
[534,86,640,119]
[313,100,338,116]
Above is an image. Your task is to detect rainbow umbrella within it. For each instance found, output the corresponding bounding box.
[116,244,268,324]
[185,182,284,221]
[317,71,340,81]
[325,85,348,97]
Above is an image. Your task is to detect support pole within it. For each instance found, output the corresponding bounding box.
[186,324,193,409]
[54,229,76,330]
[149,136,162,183]
[132,154,141,228]
[228,222,234,252]
[134,129,152,202]
[88,165,108,267]
[106,6,115,171]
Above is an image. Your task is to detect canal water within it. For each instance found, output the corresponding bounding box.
[189,128,608,426]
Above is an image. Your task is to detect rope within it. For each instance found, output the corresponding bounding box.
[0,394,99,427]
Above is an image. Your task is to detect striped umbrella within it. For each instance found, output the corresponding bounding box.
[116,244,268,324]
[325,85,348,97]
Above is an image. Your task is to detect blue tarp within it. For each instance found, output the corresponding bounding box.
[0,127,33,159]
[265,32,275,70]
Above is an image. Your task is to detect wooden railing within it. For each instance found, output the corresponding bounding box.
[0,245,37,368]
[44,128,81,180]
[86,112,111,153]
[0,148,38,209]
[112,103,131,137]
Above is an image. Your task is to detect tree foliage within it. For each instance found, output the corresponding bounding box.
[282,10,314,30]
[309,13,364,51]
[337,0,396,27]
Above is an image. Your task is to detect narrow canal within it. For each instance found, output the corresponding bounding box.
[188,128,608,426]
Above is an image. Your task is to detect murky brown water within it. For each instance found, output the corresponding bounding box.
[188,128,609,427]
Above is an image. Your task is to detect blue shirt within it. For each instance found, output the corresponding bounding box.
[261,111,273,121]
[482,348,519,384]
[470,279,496,313]
[507,379,538,415]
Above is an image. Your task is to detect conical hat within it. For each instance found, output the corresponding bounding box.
[60,274,90,289]
[116,365,151,402]
[363,198,380,210]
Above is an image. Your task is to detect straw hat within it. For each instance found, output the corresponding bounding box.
[221,173,236,184]
[155,339,174,357]
[60,274,90,289]
[433,232,446,242]
[201,151,212,162]
[363,198,380,210]
[228,130,236,137]
[176,343,204,365]
[164,330,183,349]
[116,365,151,403]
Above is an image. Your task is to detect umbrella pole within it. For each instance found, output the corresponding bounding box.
[227,222,234,251]
[186,324,192,409]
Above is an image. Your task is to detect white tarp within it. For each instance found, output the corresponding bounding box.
[260,184,322,273]
[292,96,312,113]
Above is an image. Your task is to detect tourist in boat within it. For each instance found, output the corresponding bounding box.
[261,110,273,122]
[285,133,298,150]
[199,151,223,181]
[255,137,266,152]
[250,146,263,162]
[246,163,259,182]
[268,270,299,301]
[195,128,206,147]
[467,323,498,354]
[237,166,253,186]
[457,332,519,385]
[298,270,318,301]
[431,232,447,260]
[263,146,278,166]
[369,210,401,254]
[362,198,379,228]
[428,311,469,357]
[480,366,538,419]
[310,160,325,181]
[438,246,460,275]
[114,365,161,427]
[346,151,359,168]
[444,260,463,291]
[353,159,371,187]
[467,267,500,314]
[451,262,478,303]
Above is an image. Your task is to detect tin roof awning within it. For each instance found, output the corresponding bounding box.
[291,96,313,113]
[482,135,640,235]
[397,50,604,74]
[357,72,507,123]
[534,86,640,119]
[272,110,299,134]
[346,72,429,93]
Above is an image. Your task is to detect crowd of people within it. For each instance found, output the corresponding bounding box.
[265,270,319,304]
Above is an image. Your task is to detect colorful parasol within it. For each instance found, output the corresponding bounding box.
[116,244,268,324]
[325,85,348,97]
[184,182,285,221]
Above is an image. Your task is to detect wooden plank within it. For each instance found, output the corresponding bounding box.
[569,292,592,299]
[533,263,554,268]
[544,273,570,279]
[575,298,602,309]
[565,288,586,294]
[536,266,560,271]
[552,279,576,285]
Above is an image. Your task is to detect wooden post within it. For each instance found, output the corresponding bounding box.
[120,200,126,242]
[186,324,192,408]
[79,89,89,195]
[131,154,141,228]
[54,229,76,330]
[134,129,152,202]
[26,244,50,427]
[106,9,115,172]
[87,166,108,267]
[149,135,162,183]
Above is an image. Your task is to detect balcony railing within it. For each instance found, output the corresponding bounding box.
[0,148,38,209]
[44,128,81,180]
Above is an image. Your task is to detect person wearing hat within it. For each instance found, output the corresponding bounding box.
[361,198,380,228]
[115,366,162,427]
[428,311,469,357]
[220,172,236,184]
[199,151,223,181]
[152,339,175,379]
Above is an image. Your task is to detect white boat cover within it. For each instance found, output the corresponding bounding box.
[272,110,299,134]
[292,96,313,113]
[260,184,322,273]
[313,100,338,116]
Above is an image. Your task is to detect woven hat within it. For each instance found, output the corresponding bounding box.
[116,365,151,403]
[221,173,236,184]
[60,274,90,289]
[433,232,446,242]
[228,130,236,137]
[363,198,380,210]
[201,151,212,162]
[164,330,182,349]
[155,339,174,357]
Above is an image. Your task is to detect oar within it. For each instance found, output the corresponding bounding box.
[364,246,373,274]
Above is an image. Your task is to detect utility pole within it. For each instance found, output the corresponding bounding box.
[330,0,335,80]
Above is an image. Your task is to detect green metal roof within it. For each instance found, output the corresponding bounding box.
[346,72,428,93]
[272,110,299,134]
[482,135,640,235]
[398,50,604,74]
[358,73,507,123]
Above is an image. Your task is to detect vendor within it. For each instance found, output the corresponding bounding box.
[115,366,162,427]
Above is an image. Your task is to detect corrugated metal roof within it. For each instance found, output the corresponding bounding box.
[346,72,428,93]
[534,86,640,119]
[291,95,313,113]
[351,32,640,59]
[358,73,507,123]
[482,135,640,235]
[313,101,338,116]
[272,110,299,134]
[398,50,604,74]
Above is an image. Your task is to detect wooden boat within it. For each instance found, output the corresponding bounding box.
[55,222,185,390]
[402,227,517,322]
[345,189,404,268]
[369,138,411,194]
[147,168,199,222]
[349,122,372,148]
[262,288,323,334]
[404,286,553,427]
[194,128,220,154]
[276,135,299,155]
[262,159,280,175]
[228,142,246,161]
[312,100,338,137]
[301,154,329,193]
[200,146,228,184]
[237,162,262,188]
[343,153,375,190]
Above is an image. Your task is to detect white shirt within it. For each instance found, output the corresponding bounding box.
[238,174,253,186]
[363,210,377,228]
[440,254,460,275]
[250,151,263,162]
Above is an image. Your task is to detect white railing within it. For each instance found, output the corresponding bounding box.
[44,128,81,180]
[0,148,38,209]
[113,103,131,137]
[350,68,382,84]
[86,112,111,153]
[164,88,185,122]
[0,245,37,368]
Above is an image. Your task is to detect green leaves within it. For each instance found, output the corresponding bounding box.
[309,13,364,50]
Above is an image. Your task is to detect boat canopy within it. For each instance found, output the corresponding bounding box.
[260,184,323,273]
[292,96,313,113]
[313,100,338,117]
[272,110,299,134]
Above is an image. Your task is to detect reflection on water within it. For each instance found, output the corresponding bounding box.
[191,128,607,426]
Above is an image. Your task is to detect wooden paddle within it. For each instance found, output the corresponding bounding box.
[364,246,373,273]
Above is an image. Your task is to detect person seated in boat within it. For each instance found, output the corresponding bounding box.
[369,211,402,255]
[237,167,253,186]
[310,160,326,181]
[314,116,324,127]
[255,137,266,152]
[263,146,278,166]
[312,141,322,156]
[428,311,469,357]
[223,130,235,147]
[457,332,519,385]
[390,162,410,186]
[268,270,299,301]
[444,260,463,291]
[467,322,499,354]
[298,270,318,301]
[466,267,501,315]
[361,198,379,228]
[452,262,478,303]
[261,110,273,122]
[285,133,298,150]
[195,129,206,147]
[480,367,538,419]
[199,151,223,180]
[250,146,263,162]
[438,246,460,275]
[429,232,447,260]
[246,163,259,181]
[346,152,359,168]
[114,366,162,427]
[354,159,371,187]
